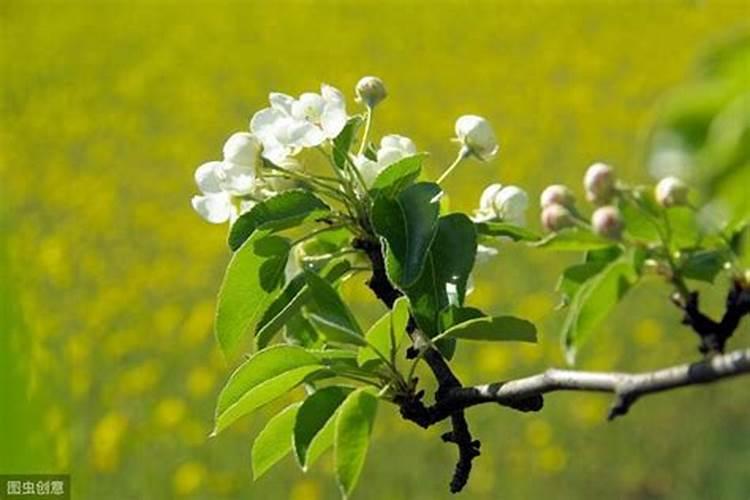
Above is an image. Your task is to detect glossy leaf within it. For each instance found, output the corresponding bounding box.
[440,315,537,343]
[213,345,322,435]
[256,259,352,348]
[294,386,351,469]
[333,117,362,170]
[372,182,442,287]
[251,403,301,479]
[216,231,290,357]
[305,271,365,346]
[681,249,728,283]
[404,214,477,340]
[357,296,409,367]
[475,221,541,241]
[562,256,638,363]
[228,190,329,251]
[534,228,615,251]
[335,388,378,498]
[369,154,425,198]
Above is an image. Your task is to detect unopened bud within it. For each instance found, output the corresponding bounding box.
[355,76,387,108]
[584,162,616,205]
[655,176,689,208]
[591,205,624,240]
[455,115,499,161]
[541,203,575,232]
[540,184,576,209]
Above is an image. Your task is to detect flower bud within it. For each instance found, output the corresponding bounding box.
[583,162,616,205]
[655,176,689,208]
[591,205,624,240]
[455,115,499,161]
[355,76,387,108]
[540,184,575,209]
[495,186,529,226]
[541,203,575,232]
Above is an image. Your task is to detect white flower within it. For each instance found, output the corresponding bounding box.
[355,76,387,108]
[250,84,348,164]
[474,183,528,225]
[191,162,238,224]
[354,134,418,187]
[655,176,689,208]
[191,132,264,224]
[454,115,498,161]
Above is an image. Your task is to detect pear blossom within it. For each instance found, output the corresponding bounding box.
[354,134,418,187]
[655,176,689,208]
[454,115,498,161]
[540,184,576,210]
[591,206,624,240]
[191,132,264,224]
[355,76,387,108]
[584,162,616,205]
[250,84,348,164]
[474,183,528,225]
[541,203,575,232]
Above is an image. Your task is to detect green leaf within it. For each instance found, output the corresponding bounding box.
[305,271,365,346]
[213,345,323,435]
[284,312,324,349]
[680,249,728,283]
[534,228,615,251]
[666,207,701,250]
[621,196,663,242]
[251,403,300,479]
[404,214,477,342]
[335,388,379,498]
[562,256,638,363]
[333,117,363,170]
[228,190,330,251]
[369,154,425,198]
[475,221,541,241]
[372,182,442,287]
[256,259,352,349]
[294,386,352,469]
[216,231,290,358]
[357,297,409,367]
[557,261,611,306]
[440,315,537,343]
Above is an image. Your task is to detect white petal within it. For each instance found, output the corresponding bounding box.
[250,108,285,140]
[290,121,326,148]
[354,155,381,187]
[320,104,346,139]
[321,83,345,104]
[291,93,325,121]
[194,161,224,194]
[479,183,503,211]
[239,199,257,215]
[262,144,293,165]
[191,193,234,224]
[223,132,260,166]
[269,92,295,114]
[220,161,257,196]
[377,146,406,167]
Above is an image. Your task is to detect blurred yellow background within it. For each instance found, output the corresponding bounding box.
[1,1,749,499]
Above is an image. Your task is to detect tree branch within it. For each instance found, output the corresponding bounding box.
[417,348,750,423]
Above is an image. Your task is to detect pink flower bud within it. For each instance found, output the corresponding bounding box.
[583,162,616,205]
[591,205,624,240]
[655,176,689,207]
[540,184,575,209]
[541,203,575,232]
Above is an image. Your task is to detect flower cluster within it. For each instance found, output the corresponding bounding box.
[191,78,504,225]
[538,162,692,240]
